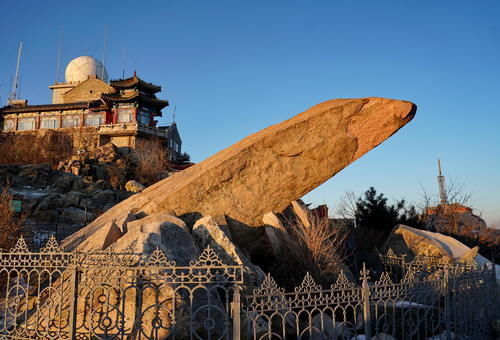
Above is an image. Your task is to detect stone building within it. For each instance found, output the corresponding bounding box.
[0,56,187,161]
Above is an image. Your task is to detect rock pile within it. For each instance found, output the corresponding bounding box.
[0,163,133,225]
[56,143,138,190]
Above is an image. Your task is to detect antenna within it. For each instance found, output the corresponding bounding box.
[173,106,176,123]
[55,31,63,83]
[102,25,108,81]
[122,48,127,79]
[8,41,23,104]
[437,158,448,205]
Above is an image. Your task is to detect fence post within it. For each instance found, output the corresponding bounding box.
[68,263,79,340]
[231,286,241,340]
[444,267,452,339]
[361,263,371,340]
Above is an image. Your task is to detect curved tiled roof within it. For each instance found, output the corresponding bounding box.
[0,100,103,114]
[109,75,161,93]
[101,92,168,111]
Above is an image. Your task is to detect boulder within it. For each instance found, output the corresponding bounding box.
[192,216,266,289]
[91,189,118,207]
[262,212,288,257]
[383,225,492,266]
[60,207,94,224]
[94,142,120,163]
[113,213,197,263]
[75,220,123,251]
[51,173,75,193]
[37,193,64,210]
[291,200,311,228]
[77,98,415,238]
[125,180,145,193]
[62,191,88,208]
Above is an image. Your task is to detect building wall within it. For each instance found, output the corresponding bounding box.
[63,78,115,103]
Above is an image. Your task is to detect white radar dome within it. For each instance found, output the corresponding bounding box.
[65,56,108,83]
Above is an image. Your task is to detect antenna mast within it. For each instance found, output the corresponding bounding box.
[102,25,108,81]
[55,31,63,83]
[437,158,448,205]
[122,48,127,79]
[8,41,23,104]
[173,105,176,123]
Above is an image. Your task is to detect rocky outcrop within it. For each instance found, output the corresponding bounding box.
[78,97,415,241]
[0,164,132,226]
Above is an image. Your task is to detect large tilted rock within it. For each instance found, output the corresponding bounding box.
[63,97,416,249]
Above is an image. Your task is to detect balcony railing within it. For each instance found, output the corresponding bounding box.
[98,122,169,137]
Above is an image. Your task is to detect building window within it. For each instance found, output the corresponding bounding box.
[40,117,60,129]
[137,111,150,125]
[85,114,103,127]
[2,119,15,131]
[17,118,35,131]
[117,109,133,123]
[62,115,81,128]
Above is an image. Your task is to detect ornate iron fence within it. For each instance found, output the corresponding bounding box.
[0,237,496,340]
[243,259,497,340]
[0,236,243,339]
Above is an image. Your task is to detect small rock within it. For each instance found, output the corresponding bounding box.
[125,180,145,193]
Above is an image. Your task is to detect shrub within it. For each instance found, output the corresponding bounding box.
[132,138,171,186]
[0,187,23,250]
[0,131,73,166]
[271,213,351,288]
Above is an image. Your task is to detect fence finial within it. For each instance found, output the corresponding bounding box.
[10,236,29,253]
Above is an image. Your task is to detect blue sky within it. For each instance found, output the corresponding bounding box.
[1,1,499,225]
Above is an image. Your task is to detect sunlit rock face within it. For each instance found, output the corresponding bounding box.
[63,97,416,251]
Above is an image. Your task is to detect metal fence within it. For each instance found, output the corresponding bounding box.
[243,251,497,340]
[0,237,496,340]
[0,236,243,339]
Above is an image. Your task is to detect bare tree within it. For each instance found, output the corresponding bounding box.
[334,191,358,220]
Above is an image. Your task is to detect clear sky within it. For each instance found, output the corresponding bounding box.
[1,1,499,225]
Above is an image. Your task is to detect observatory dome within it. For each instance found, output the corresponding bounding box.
[65,56,108,83]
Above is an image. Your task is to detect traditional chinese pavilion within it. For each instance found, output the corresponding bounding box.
[0,56,186,161]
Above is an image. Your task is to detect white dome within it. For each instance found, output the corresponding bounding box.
[65,56,108,83]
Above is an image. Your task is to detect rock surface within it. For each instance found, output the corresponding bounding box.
[78,97,416,237]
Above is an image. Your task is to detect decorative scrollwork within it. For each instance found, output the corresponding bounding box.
[144,247,176,267]
[376,271,393,285]
[40,235,62,253]
[10,236,29,253]
[386,248,396,257]
[190,246,224,267]
[402,266,418,283]
[295,272,321,293]
[331,270,356,290]
[253,273,284,296]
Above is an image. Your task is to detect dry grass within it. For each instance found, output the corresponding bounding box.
[0,131,73,166]
[271,213,351,288]
[133,138,171,186]
[0,187,23,250]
